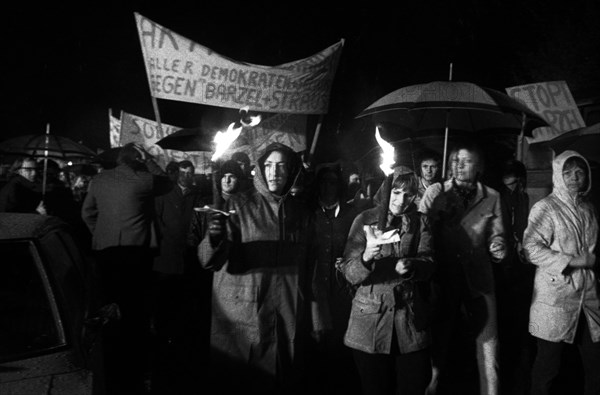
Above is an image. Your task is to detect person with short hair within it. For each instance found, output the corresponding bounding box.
[416,151,441,206]
[0,157,45,214]
[523,151,600,395]
[419,142,506,395]
[81,142,172,394]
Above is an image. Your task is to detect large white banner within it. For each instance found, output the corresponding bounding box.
[135,13,343,115]
[117,111,212,173]
[506,81,585,144]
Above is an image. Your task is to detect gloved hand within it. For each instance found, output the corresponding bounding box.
[395,258,415,279]
[208,213,226,245]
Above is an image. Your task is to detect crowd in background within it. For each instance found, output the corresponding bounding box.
[0,138,598,395]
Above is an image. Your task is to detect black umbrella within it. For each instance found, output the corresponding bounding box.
[356,81,549,176]
[155,127,214,152]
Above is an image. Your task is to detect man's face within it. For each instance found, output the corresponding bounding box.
[221,173,239,194]
[563,164,587,193]
[389,186,415,215]
[319,172,339,202]
[420,159,440,182]
[177,166,194,188]
[502,175,518,192]
[18,159,38,182]
[453,149,478,183]
[264,151,289,194]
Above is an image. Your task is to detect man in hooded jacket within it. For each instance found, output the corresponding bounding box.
[523,150,600,395]
[198,142,319,395]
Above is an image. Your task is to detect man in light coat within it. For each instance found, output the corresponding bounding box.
[524,150,600,395]
[419,142,506,395]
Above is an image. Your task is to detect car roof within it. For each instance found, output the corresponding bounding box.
[0,213,69,240]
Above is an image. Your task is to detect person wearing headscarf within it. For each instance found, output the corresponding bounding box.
[338,165,435,395]
[523,150,600,395]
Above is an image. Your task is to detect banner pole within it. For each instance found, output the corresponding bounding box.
[42,123,50,197]
[307,114,324,168]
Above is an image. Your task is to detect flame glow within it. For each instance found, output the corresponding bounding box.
[375,127,395,176]
[212,122,242,162]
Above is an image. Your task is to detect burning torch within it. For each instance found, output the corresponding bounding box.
[207,107,261,211]
[374,127,396,231]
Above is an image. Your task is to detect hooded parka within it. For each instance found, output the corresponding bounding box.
[197,143,316,390]
[524,150,600,343]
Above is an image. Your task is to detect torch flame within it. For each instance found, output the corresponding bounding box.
[212,122,242,162]
[375,127,395,176]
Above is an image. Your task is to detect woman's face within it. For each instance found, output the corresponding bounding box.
[389,186,415,215]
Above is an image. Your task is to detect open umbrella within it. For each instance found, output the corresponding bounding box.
[0,128,97,196]
[542,122,600,163]
[356,81,549,176]
[0,133,97,161]
[155,127,214,152]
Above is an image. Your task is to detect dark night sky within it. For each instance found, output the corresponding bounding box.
[2,1,599,163]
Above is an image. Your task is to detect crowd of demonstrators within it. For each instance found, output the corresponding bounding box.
[2,135,599,395]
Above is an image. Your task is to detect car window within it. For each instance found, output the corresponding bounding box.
[0,239,66,361]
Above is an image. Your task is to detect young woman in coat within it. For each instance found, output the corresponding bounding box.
[338,166,435,395]
[523,150,600,395]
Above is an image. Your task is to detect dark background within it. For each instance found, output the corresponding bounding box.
[2,1,599,164]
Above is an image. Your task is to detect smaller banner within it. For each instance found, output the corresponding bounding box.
[109,112,122,148]
[118,111,212,173]
[506,81,586,144]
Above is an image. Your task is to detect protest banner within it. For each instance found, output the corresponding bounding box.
[506,81,586,144]
[134,13,343,115]
[117,111,212,173]
[109,110,121,148]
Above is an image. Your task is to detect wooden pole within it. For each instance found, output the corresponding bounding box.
[307,114,325,168]
[516,112,526,161]
[42,123,50,197]
[442,63,453,178]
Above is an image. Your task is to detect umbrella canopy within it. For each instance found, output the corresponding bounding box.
[155,127,213,152]
[0,134,97,160]
[356,81,548,137]
[542,122,600,163]
[355,81,550,176]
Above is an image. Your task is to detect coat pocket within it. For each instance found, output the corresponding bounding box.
[344,296,382,351]
[212,284,259,340]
